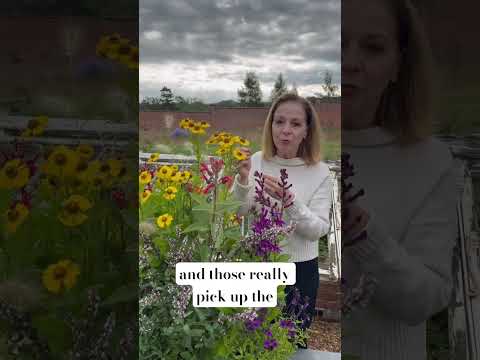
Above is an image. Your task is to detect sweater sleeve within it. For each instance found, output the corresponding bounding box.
[284,172,333,240]
[230,174,254,216]
[347,164,459,326]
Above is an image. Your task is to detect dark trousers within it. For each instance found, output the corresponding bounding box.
[285,257,319,331]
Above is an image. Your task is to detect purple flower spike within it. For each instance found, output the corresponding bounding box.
[245,318,262,332]
[263,338,278,351]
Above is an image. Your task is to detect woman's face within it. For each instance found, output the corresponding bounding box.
[271,101,308,159]
[342,0,401,129]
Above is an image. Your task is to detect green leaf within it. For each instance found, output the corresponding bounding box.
[153,237,170,255]
[32,314,71,354]
[101,283,138,306]
[199,243,210,261]
[275,254,291,262]
[216,200,244,213]
[183,223,210,233]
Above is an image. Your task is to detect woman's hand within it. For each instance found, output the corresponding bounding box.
[342,193,370,247]
[263,175,294,203]
[237,147,251,185]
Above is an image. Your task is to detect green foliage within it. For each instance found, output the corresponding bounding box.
[238,72,263,106]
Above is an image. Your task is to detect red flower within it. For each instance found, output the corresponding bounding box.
[202,183,215,194]
[219,175,233,189]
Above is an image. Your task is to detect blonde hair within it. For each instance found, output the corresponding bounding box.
[377,0,433,143]
[262,93,323,165]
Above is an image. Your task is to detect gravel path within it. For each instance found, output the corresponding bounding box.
[307,318,341,353]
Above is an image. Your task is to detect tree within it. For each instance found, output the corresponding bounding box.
[270,73,288,101]
[290,82,298,95]
[160,86,175,109]
[238,71,263,106]
[317,70,339,98]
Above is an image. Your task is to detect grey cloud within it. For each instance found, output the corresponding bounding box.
[140,0,340,101]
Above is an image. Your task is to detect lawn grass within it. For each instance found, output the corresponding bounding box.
[140,127,341,161]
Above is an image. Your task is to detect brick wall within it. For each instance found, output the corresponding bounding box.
[316,279,341,314]
[140,102,340,134]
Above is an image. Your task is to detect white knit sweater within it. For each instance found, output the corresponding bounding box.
[342,127,460,360]
[231,151,332,263]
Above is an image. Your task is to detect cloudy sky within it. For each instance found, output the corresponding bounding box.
[140,0,340,103]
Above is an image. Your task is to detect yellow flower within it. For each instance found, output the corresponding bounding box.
[108,159,128,179]
[76,144,95,160]
[215,147,228,156]
[163,186,178,200]
[42,260,80,294]
[0,159,30,189]
[58,195,92,227]
[171,165,179,171]
[84,160,108,187]
[199,121,211,129]
[5,203,29,233]
[169,170,181,183]
[118,45,139,68]
[140,190,152,204]
[179,118,193,129]
[179,171,191,184]
[147,153,160,164]
[190,124,206,135]
[234,136,250,146]
[229,213,240,225]
[139,171,152,185]
[233,148,248,161]
[96,34,122,58]
[72,158,90,180]
[157,165,172,180]
[20,115,48,138]
[124,46,139,69]
[157,213,173,228]
[206,137,219,145]
[46,146,77,176]
[102,36,130,61]
[219,137,234,148]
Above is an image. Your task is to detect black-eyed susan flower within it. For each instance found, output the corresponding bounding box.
[219,137,234,148]
[215,147,228,156]
[169,170,181,183]
[46,145,77,176]
[199,121,210,129]
[157,213,173,229]
[58,195,92,227]
[123,46,139,69]
[140,189,152,204]
[75,144,95,160]
[42,260,80,294]
[21,115,48,138]
[5,202,29,233]
[206,137,219,145]
[157,165,172,180]
[163,186,178,200]
[72,158,90,180]
[96,33,122,58]
[233,148,248,161]
[0,159,30,189]
[179,171,191,184]
[147,153,160,164]
[190,124,206,135]
[229,213,240,225]
[108,159,129,181]
[139,171,152,185]
[235,136,250,146]
[179,118,193,129]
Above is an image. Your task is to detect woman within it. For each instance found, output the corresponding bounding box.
[342,0,460,359]
[231,93,333,334]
